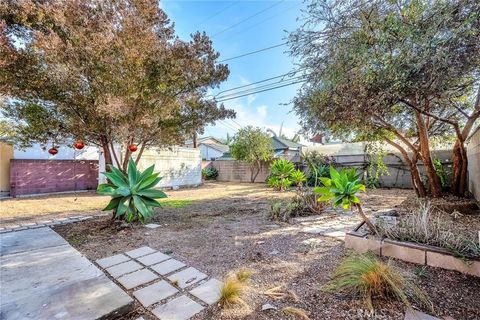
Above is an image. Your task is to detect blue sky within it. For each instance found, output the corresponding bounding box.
[161,0,305,141]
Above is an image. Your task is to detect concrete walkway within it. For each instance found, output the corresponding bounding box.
[0,227,133,320]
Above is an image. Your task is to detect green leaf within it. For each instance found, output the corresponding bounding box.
[138,173,161,190]
[109,165,128,183]
[115,197,129,218]
[329,166,340,181]
[104,171,129,188]
[138,164,155,181]
[137,189,167,199]
[127,158,138,187]
[313,186,331,195]
[114,186,131,197]
[97,184,116,195]
[318,194,334,202]
[133,195,151,221]
[141,196,162,208]
[319,177,332,187]
[350,195,361,203]
[103,197,121,211]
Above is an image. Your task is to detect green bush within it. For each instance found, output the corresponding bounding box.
[306,164,330,187]
[290,169,307,187]
[267,158,298,191]
[202,167,218,180]
[97,159,167,223]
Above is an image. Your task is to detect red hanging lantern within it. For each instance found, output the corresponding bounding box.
[48,147,58,155]
[73,140,85,150]
[128,144,138,152]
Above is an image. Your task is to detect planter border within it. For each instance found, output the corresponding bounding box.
[345,225,480,277]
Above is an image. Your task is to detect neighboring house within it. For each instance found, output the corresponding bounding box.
[217,136,304,162]
[271,136,304,162]
[184,136,229,160]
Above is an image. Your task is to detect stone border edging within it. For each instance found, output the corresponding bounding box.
[345,230,480,277]
[0,212,110,233]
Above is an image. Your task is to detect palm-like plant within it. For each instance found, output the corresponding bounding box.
[314,167,376,233]
[290,169,307,187]
[268,159,295,191]
[97,159,166,223]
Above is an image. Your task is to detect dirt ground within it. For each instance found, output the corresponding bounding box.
[51,182,480,320]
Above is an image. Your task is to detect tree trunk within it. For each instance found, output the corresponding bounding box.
[100,136,113,171]
[250,161,261,183]
[192,132,198,148]
[355,203,377,234]
[415,111,442,197]
[384,137,426,197]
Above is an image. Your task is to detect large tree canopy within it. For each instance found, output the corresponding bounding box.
[0,0,233,171]
[289,0,480,197]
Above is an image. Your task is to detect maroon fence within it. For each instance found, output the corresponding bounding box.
[10,159,99,197]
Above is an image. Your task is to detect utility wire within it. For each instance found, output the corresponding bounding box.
[194,2,238,28]
[211,0,285,38]
[215,76,305,100]
[219,43,287,63]
[214,68,305,96]
[216,79,306,103]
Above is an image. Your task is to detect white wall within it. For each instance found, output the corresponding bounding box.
[135,147,202,188]
[199,144,224,160]
[14,143,99,160]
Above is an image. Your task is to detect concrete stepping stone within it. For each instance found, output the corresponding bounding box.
[117,268,158,290]
[125,246,156,258]
[151,295,204,320]
[144,223,161,229]
[106,260,143,278]
[137,251,170,266]
[133,280,178,307]
[151,259,186,275]
[167,267,208,289]
[97,254,130,268]
[189,278,222,305]
[1,227,133,320]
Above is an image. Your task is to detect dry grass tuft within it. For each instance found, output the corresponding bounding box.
[219,277,246,307]
[236,268,252,282]
[322,253,432,312]
[263,285,299,302]
[282,306,310,319]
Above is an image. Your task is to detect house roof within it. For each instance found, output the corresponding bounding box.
[202,142,229,153]
[271,136,304,150]
[184,136,223,145]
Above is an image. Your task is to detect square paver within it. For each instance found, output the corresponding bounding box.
[117,269,158,290]
[125,246,156,258]
[106,260,143,278]
[97,254,131,269]
[189,278,222,305]
[151,259,186,275]
[151,295,204,320]
[133,280,178,307]
[137,252,170,266]
[167,267,207,289]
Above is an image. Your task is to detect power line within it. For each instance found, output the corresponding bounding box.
[216,79,306,103]
[211,0,285,38]
[214,68,305,97]
[215,76,305,100]
[219,43,287,63]
[194,2,238,28]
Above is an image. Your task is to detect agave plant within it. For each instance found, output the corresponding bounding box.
[314,167,376,233]
[97,158,166,223]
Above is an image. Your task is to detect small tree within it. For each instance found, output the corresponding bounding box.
[230,126,273,183]
[314,167,376,234]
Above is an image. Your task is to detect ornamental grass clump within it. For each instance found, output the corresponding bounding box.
[219,277,246,307]
[322,253,432,312]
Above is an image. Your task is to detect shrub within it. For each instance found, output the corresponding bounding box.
[306,164,330,187]
[314,167,376,233]
[202,166,218,180]
[267,158,295,191]
[377,202,480,259]
[322,253,432,312]
[268,188,326,222]
[290,169,307,187]
[97,159,166,223]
